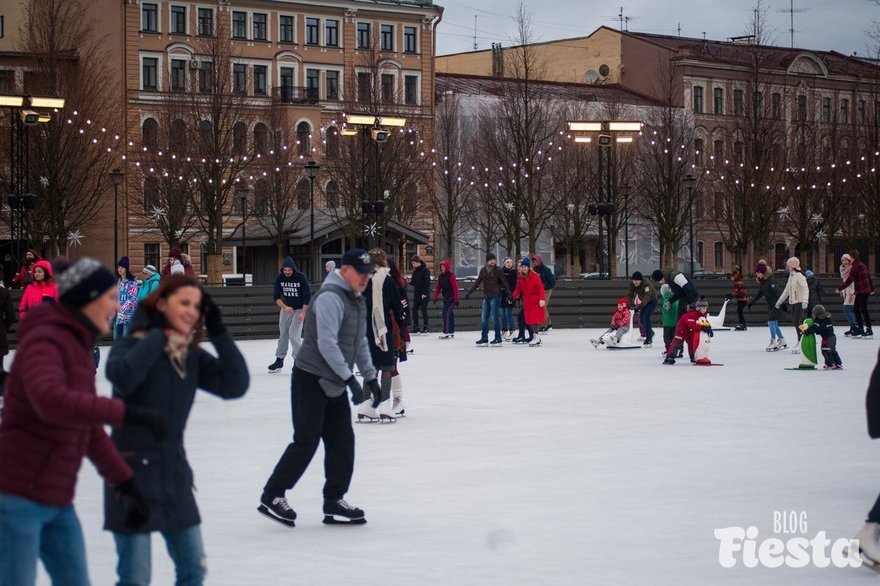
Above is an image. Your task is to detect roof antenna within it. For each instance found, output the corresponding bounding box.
[473,14,478,51]
[677,22,681,37]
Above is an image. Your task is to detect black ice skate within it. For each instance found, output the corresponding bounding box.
[257,494,297,527]
[323,499,366,525]
[267,358,284,373]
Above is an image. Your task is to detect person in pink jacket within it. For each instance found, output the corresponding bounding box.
[511,258,546,347]
[18,260,58,319]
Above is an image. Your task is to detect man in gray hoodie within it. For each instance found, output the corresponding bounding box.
[259,249,380,527]
[268,257,311,373]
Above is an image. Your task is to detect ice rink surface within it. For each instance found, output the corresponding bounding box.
[31,326,880,585]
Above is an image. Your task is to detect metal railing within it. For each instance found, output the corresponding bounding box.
[272,86,319,104]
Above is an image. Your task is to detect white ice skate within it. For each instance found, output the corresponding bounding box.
[392,398,406,418]
[376,399,398,423]
[589,337,603,349]
[766,339,779,352]
[356,402,380,423]
[777,338,788,350]
[529,334,542,347]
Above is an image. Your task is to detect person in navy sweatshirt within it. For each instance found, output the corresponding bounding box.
[268,257,311,373]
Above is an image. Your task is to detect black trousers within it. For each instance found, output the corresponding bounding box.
[412,296,429,329]
[264,367,354,501]
[820,336,842,367]
[855,293,873,331]
[663,326,676,353]
[736,301,747,326]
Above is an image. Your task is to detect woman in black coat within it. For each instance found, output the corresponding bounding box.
[501,258,518,339]
[104,275,249,585]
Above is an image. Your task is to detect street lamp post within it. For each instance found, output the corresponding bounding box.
[622,183,631,278]
[683,173,697,275]
[234,183,249,283]
[110,168,124,263]
[304,160,321,280]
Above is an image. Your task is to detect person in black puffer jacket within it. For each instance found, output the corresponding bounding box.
[501,258,518,340]
[409,255,431,334]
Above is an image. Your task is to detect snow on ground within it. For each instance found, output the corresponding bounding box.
[31,326,880,585]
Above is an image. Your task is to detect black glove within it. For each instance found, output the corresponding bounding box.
[123,406,168,441]
[702,325,714,337]
[747,302,753,311]
[346,376,370,405]
[202,292,225,337]
[724,294,732,301]
[115,477,150,530]
[147,309,165,330]
[780,303,788,312]
[366,378,384,408]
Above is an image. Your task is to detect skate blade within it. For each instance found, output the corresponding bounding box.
[257,505,296,527]
[323,515,367,525]
[356,414,379,423]
[379,414,398,423]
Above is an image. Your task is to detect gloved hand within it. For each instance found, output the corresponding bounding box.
[780,303,788,312]
[367,378,385,408]
[747,302,753,311]
[202,293,225,337]
[147,309,165,330]
[346,376,370,405]
[802,302,808,309]
[539,299,546,307]
[724,294,732,301]
[123,406,168,441]
[702,325,714,337]
[774,303,781,310]
[115,478,150,530]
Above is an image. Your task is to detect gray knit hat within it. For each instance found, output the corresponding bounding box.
[55,257,116,309]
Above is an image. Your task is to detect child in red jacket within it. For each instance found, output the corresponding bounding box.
[663,298,713,364]
[590,298,631,348]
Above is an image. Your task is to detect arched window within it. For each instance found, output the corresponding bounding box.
[297,121,311,157]
[253,123,268,155]
[325,180,339,208]
[253,178,270,215]
[199,119,213,151]
[142,118,159,150]
[295,178,310,209]
[170,119,187,156]
[233,122,247,155]
[143,176,160,212]
[325,126,340,158]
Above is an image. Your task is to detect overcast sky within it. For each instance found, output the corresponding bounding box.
[435,0,880,58]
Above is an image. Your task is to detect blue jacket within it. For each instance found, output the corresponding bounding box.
[137,273,160,303]
[273,257,311,310]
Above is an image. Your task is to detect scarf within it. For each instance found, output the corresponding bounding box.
[164,329,192,379]
[840,263,851,281]
[371,267,390,352]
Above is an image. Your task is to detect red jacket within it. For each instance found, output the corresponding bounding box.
[0,304,131,506]
[513,270,546,326]
[838,260,875,295]
[730,270,749,302]
[610,307,631,329]
[18,260,58,319]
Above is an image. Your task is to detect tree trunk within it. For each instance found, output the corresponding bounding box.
[206,252,224,285]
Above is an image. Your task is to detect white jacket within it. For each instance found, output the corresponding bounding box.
[776,270,809,307]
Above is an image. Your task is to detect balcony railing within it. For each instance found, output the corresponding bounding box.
[272,86,319,105]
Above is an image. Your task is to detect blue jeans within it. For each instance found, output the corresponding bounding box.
[442,300,455,334]
[0,491,90,586]
[768,320,784,339]
[842,304,856,326]
[480,296,502,341]
[114,321,129,340]
[639,302,656,343]
[113,525,206,586]
[501,305,514,331]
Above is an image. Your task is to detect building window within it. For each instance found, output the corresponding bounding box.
[325,20,339,47]
[197,8,213,36]
[713,140,724,161]
[144,243,160,270]
[279,15,294,43]
[822,97,831,122]
[380,24,394,51]
[404,26,417,53]
[797,95,807,121]
[170,5,187,34]
[232,11,246,39]
[198,64,213,93]
[859,99,867,124]
[253,65,267,96]
[0,16,4,39]
[693,86,703,113]
[306,69,320,100]
[142,57,158,90]
[253,13,267,41]
[694,138,704,167]
[357,72,371,102]
[713,87,723,115]
[233,64,247,94]
[772,92,781,119]
[233,121,247,155]
[404,75,417,105]
[381,74,395,104]
[279,67,294,100]
[714,242,724,268]
[142,118,159,149]
[733,89,743,116]
[357,22,370,49]
[0,70,12,93]
[714,192,724,215]
[142,3,158,32]
[295,179,310,209]
[325,180,340,207]
[697,241,704,266]
[170,59,187,91]
[326,70,340,100]
[306,17,320,45]
[254,123,268,155]
[297,122,311,157]
[733,141,744,166]
[841,98,850,124]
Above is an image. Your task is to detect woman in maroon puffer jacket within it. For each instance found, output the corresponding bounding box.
[0,257,164,586]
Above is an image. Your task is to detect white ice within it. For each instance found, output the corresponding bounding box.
[30,327,880,585]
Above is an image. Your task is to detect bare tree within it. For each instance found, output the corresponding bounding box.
[14,0,121,256]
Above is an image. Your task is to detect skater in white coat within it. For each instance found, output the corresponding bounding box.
[775,257,809,352]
